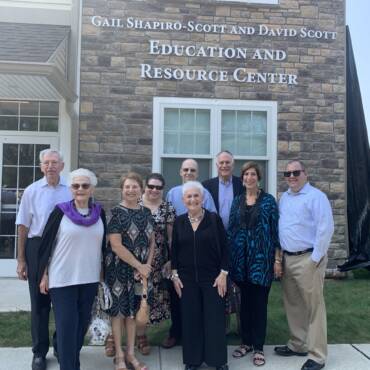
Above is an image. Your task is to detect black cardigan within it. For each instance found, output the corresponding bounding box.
[171,209,229,284]
[37,206,107,285]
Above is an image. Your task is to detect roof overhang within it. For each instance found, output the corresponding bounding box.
[0,61,77,102]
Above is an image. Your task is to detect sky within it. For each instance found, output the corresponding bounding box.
[346,0,370,141]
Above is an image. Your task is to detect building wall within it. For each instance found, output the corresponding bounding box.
[79,0,346,268]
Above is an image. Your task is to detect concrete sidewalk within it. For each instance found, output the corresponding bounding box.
[1,279,369,369]
[0,345,369,370]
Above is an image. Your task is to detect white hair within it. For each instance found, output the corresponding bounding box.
[39,149,63,162]
[182,181,204,196]
[68,168,98,187]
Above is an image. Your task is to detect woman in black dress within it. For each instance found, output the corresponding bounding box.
[105,172,155,370]
[171,181,229,370]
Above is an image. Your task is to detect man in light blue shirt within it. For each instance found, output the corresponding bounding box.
[274,160,334,370]
[166,158,217,216]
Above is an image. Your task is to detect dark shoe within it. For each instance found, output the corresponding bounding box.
[301,359,325,370]
[274,345,308,357]
[216,365,229,370]
[184,366,198,370]
[161,336,177,349]
[32,356,46,370]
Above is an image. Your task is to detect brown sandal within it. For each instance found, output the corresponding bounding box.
[232,344,253,358]
[136,335,151,355]
[113,356,128,370]
[126,353,148,370]
[105,334,116,357]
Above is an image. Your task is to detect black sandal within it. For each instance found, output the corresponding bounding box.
[232,344,253,358]
[253,351,265,367]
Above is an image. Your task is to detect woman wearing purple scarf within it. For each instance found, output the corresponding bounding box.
[37,168,106,370]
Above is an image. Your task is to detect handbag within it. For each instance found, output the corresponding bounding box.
[97,281,113,311]
[87,293,112,346]
[135,276,150,326]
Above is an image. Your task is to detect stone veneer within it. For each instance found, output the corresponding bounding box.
[79,0,346,268]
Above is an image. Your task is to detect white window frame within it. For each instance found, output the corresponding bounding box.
[153,97,277,195]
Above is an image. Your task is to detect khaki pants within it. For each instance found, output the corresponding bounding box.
[282,252,328,364]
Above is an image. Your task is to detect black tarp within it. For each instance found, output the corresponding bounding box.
[338,27,370,272]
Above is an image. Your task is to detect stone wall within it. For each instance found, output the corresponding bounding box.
[79,0,346,267]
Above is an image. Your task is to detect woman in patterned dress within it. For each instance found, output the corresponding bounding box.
[136,173,176,355]
[228,162,281,367]
[105,172,155,370]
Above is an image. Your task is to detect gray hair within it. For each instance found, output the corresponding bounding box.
[287,159,306,171]
[216,150,234,163]
[39,149,63,163]
[182,181,204,196]
[68,168,98,187]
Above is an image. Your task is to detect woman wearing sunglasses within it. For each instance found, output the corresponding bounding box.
[228,162,281,367]
[129,173,175,355]
[37,168,106,370]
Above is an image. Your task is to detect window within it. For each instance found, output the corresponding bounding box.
[153,97,277,194]
[0,100,59,132]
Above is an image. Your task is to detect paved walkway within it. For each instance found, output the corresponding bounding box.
[1,279,369,370]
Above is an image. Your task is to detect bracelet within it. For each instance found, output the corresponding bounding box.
[275,259,282,264]
[170,272,179,281]
[220,269,229,276]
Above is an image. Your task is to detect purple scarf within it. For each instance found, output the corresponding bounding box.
[57,200,102,226]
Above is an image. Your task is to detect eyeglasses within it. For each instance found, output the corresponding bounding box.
[71,183,91,190]
[182,168,196,173]
[147,184,164,190]
[41,160,59,167]
[283,170,304,178]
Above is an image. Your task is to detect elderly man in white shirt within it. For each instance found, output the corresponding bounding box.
[274,160,334,370]
[16,149,71,370]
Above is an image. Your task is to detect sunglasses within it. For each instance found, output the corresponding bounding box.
[283,170,304,178]
[71,183,91,190]
[182,168,196,173]
[147,184,164,191]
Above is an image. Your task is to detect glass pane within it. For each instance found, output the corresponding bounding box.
[179,133,194,154]
[179,109,195,132]
[252,111,267,133]
[221,133,236,153]
[0,101,18,115]
[20,102,39,116]
[40,118,58,132]
[161,158,211,194]
[1,189,17,214]
[20,117,38,131]
[3,144,18,165]
[35,167,43,181]
[19,167,34,189]
[195,110,210,131]
[163,133,179,154]
[234,160,267,191]
[0,237,15,259]
[195,133,210,154]
[2,167,17,188]
[19,144,34,165]
[237,111,251,132]
[221,111,236,132]
[164,108,179,131]
[252,136,267,156]
[237,133,252,155]
[0,214,16,235]
[40,101,59,116]
[0,116,18,130]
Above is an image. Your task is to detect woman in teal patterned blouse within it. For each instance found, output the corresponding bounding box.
[228,162,281,367]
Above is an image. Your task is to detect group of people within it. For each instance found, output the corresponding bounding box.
[16,149,334,370]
